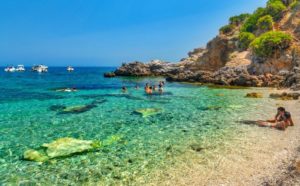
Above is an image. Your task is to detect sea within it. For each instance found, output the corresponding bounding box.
[0,67,279,185]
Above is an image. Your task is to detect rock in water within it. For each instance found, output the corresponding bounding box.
[198,106,222,111]
[42,138,96,158]
[269,92,300,100]
[134,108,162,117]
[103,72,116,78]
[23,149,49,162]
[245,92,263,98]
[23,136,122,162]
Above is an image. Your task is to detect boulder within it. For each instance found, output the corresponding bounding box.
[23,136,122,162]
[23,149,49,162]
[269,92,300,100]
[42,138,96,158]
[104,72,116,78]
[245,92,263,98]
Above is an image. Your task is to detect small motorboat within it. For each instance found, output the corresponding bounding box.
[32,65,48,73]
[16,65,25,72]
[67,66,74,72]
[4,66,16,72]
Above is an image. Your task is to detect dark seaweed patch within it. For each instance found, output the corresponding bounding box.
[58,104,97,115]
[78,94,145,101]
[0,88,65,103]
[198,106,222,111]
[49,105,66,111]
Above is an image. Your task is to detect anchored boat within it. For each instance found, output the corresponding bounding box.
[32,65,48,73]
[16,65,25,72]
[4,66,16,72]
[67,66,74,72]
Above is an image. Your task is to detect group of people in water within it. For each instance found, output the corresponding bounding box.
[144,81,165,94]
[121,81,165,95]
[257,107,294,130]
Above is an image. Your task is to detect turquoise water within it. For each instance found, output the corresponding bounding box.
[0,67,276,185]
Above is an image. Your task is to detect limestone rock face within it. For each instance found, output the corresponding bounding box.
[183,35,239,72]
[114,60,182,76]
[115,61,152,76]
[248,51,294,75]
[167,66,284,87]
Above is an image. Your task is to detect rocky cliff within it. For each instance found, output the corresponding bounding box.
[114,0,300,90]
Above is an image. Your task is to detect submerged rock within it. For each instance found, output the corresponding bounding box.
[190,144,204,152]
[198,106,222,111]
[23,149,49,162]
[103,72,116,78]
[42,138,96,158]
[270,92,300,100]
[245,92,263,98]
[91,99,107,105]
[23,136,122,162]
[134,108,162,117]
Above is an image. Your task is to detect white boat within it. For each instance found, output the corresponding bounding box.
[32,65,48,72]
[4,66,16,72]
[16,65,25,71]
[67,66,74,72]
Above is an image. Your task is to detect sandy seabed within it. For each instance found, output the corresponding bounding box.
[143,90,300,186]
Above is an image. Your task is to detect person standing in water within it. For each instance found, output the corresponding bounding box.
[158,81,164,94]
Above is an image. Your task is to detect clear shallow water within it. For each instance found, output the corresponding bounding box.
[0,67,277,185]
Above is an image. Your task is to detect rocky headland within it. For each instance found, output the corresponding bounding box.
[112,0,300,90]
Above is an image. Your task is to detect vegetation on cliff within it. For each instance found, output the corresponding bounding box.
[250,31,292,57]
[257,15,274,32]
[238,32,256,50]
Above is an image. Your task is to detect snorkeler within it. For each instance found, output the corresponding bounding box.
[257,107,294,130]
[122,86,127,93]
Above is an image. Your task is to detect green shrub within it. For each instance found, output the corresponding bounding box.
[219,24,235,34]
[239,32,256,50]
[257,15,274,31]
[266,0,287,20]
[250,31,292,57]
[241,7,267,33]
[229,14,251,26]
[290,0,299,9]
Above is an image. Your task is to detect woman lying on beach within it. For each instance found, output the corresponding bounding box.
[257,107,294,130]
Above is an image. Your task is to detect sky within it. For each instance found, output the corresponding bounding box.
[0,0,267,67]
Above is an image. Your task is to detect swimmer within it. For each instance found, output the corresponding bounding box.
[122,86,127,93]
